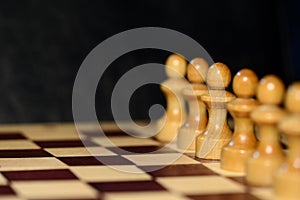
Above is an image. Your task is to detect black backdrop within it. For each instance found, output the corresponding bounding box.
[0,0,298,123]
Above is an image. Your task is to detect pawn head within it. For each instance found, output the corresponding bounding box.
[257,75,285,105]
[233,68,258,98]
[285,82,300,113]
[206,62,231,89]
[165,54,186,78]
[187,58,208,83]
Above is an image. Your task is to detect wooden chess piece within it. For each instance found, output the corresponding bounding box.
[195,62,235,160]
[221,69,259,172]
[246,75,286,186]
[274,82,300,200]
[177,58,208,151]
[155,54,189,143]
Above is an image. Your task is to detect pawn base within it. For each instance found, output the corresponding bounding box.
[221,145,255,173]
[196,133,231,160]
[177,126,201,151]
[274,166,300,200]
[155,119,181,143]
[246,156,283,186]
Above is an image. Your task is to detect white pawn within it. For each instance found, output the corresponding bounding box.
[177,58,208,150]
[221,69,259,172]
[275,82,300,200]
[246,75,286,186]
[156,54,188,143]
[195,63,235,160]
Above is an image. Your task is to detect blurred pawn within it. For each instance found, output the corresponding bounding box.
[221,69,259,172]
[274,82,300,200]
[177,58,208,151]
[156,54,188,143]
[246,75,286,186]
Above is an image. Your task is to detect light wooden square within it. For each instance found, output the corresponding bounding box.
[105,191,189,200]
[0,140,40,150]
[23,129,80,141]
[70,165,151,182]
[157,176,245,195]
[12,180,98,199]
[123,154,200,166]
[92,136,160,147]
[45,147,116,157]
[0,158,67,171]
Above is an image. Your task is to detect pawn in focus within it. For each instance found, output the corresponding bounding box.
[195,62,235,160]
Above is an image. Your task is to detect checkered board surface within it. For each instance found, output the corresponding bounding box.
[0,123,273,200]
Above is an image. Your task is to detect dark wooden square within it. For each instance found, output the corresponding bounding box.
[90,181,166,192]
[58,156,133,166]
[140,164,217,177]
[0,186,16,195]
[0,132,26,140]
[0,149,52,158]
[107,145,177,155]
[3,169,77,180]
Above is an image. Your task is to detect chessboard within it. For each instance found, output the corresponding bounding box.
[0,122,273,200]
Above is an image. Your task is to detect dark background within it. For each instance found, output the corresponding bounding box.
[0,0,299,123]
